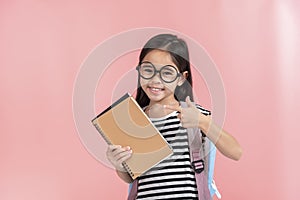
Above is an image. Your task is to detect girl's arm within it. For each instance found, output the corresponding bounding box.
[199,115,242,161]
[165,96,242,161]
[106,145,134,183]
[116,170,133,183]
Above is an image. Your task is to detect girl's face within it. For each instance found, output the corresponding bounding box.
[139,49,186,106]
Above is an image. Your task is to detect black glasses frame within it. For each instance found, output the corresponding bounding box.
[136,61,181,83]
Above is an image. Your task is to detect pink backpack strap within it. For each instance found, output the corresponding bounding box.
[127,179,138,200]
[181,101,211,200]
[189,127,211,200]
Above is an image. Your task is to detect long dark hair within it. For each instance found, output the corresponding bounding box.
[135,34,194,108]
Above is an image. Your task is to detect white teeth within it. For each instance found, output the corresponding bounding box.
[150,87,162,91]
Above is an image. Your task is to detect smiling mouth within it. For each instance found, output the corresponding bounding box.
[148,86,164,92]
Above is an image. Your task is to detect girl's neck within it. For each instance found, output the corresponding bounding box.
[148,100,179,108]
[148,94,179,107]
[145,100,180,118]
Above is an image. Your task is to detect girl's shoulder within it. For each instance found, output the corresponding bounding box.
[195,104,211,116]
[179,101,211,115]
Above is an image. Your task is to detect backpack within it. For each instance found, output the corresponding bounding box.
[127,102,221,200]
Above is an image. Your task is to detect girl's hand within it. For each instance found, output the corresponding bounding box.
[165,96,204,128]
[106,145,132,172]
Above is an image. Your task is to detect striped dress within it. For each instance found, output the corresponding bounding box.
[136,105,210,200]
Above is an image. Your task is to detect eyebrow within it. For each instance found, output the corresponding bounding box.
[141,61,177,68]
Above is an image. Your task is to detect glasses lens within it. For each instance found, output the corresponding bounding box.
[139,63,155,79]
[138,63,180,83]
[160,66,178,82]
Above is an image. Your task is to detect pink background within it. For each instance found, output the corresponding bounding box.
[1,0,300,199]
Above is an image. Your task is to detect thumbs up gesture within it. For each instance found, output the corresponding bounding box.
[164,96,202,128]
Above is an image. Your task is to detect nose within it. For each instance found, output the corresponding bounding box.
[151,71,162,83]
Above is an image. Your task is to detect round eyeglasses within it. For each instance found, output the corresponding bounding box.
[136,61,181,83]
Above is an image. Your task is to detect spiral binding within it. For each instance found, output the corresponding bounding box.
[92,120,134,178]
[92,120,112,145]
[122,162,134,178]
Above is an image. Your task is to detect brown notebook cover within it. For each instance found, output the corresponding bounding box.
[91,93,173,179]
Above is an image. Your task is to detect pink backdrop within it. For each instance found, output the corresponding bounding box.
[1,1,300,199]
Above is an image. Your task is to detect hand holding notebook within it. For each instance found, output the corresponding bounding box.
[91,93,173,179]
[106,144,133,172]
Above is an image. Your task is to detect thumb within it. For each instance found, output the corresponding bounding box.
[185,96,194,107]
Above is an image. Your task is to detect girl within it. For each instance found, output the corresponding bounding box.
[106,34,242,199]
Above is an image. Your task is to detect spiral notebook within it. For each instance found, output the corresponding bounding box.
[91,93,173,179]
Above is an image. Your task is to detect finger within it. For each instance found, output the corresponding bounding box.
[112,146,131,158]
[185,96,194,107]
[123,146,131,151]
[107,145,125,157]
[177,113,182,119]
[107,145,120,157]
[116,150,132,162]
[164,104,182,112]
[109,146,126,157]
[180,119,187,128]
[108,145,121,151]
[115,150,132,164]
[109,145,130,152]
[107,149,129,165]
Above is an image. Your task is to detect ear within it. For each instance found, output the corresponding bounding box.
[177,71,188,86]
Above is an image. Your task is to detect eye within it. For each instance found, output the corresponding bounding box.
[140,64,154,74]
[161,67,176,76]
[162,71,173,76]
[142,66,153,72]
[144,68,153,73]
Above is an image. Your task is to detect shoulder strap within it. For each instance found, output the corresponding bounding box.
[127,179,138,200]
[207,142,221,198]
[180,101,221,199]
[180,101,210,200]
